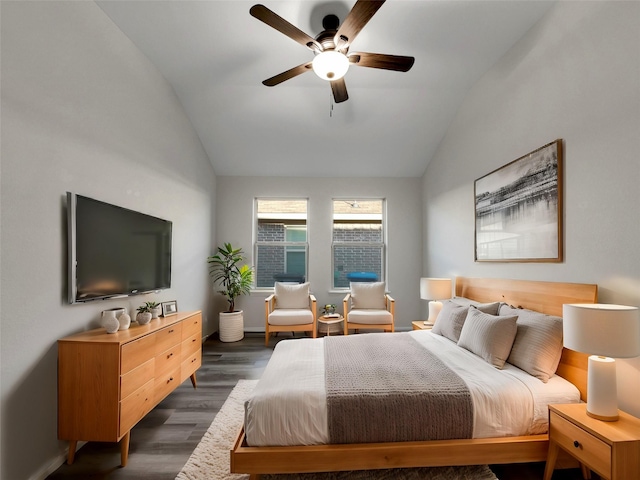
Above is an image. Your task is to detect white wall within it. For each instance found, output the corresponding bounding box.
[215,176,423,332]
[422,1,640,416]
[0,2,217,479]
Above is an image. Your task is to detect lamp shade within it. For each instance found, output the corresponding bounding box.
[563,304,640,358]
[420,278,452,300]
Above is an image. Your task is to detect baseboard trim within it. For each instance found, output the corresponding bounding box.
[29,441,86,480]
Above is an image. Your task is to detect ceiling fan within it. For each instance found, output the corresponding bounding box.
[250,0,415,103]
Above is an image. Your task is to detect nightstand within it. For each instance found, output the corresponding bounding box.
[412,321,433,331]
[544,403,640,480]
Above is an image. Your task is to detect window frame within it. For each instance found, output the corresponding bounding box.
[331,198,386,290]
[253,198,309,291]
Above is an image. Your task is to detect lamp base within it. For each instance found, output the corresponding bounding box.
[427,301,443,323]
[586,355,619,422]
[586,410,619,422]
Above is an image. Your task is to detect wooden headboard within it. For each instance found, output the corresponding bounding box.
[455,277,598,401]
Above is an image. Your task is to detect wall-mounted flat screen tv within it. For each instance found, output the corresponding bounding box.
[67,192,172,303]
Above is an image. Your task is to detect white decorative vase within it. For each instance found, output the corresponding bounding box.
[219,310,244,342]
[137,312,152,325]
[118,310,131,330]
[151,307,161,319]
[101,310,120,334]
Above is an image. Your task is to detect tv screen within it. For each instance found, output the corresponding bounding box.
[67,192,172,303]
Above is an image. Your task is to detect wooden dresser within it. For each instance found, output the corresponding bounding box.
[58,311,202,466]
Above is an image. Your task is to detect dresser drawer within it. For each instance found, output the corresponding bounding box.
[119,379,154,436]
[154,367,181,404]
[181,333,201,359]
[181,314,201,340]
[154,343,182,378]
[181,350,201,383]
[120,358,154,400]
[155,324,182,355]
[550,411,611,478]
[121,334,156,374]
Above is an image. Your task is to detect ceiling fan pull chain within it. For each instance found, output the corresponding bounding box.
[330,91,334,117]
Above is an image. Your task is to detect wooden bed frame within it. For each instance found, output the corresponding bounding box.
[230,277,598,478]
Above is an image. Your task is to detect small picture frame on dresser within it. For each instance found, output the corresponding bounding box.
[161,300,178,317]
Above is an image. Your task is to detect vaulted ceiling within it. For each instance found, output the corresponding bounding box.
[96,0,554,178]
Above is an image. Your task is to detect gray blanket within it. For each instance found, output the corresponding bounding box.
[324,333,473,444]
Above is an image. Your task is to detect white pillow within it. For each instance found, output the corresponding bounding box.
[350,282,386,309]
[457,308,518,369]
[274,282,310,309]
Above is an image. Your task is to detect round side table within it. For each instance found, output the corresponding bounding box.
[318,315,344,336]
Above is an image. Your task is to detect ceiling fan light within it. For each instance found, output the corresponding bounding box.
[312,51,349,81]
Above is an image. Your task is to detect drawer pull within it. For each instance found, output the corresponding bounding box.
[169,329,175,333]
[167,353,173,358]
[167,377,174,384]
[573,440,581,448]
[192,339,196,343]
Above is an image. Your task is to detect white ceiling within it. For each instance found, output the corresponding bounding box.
[96,0,555,178]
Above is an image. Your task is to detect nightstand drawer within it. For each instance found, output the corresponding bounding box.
[550,411,611,478]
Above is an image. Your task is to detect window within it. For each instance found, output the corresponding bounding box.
[255,199,308,288]
[332,199,385,289]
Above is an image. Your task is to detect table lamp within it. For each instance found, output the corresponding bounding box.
[420,278,452,324]
[563,303,640,421]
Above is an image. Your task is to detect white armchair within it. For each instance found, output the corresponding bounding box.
[265,282,317,346]
[343,282,395,335]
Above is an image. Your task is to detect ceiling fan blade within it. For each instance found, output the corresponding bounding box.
[334,0,385,49]
[349,52,415,72]
[331,78,349,103]
[262,62,313,87]
[250,4,322,52]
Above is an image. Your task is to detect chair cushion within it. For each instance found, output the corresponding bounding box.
[350,282,386,309]
[457,308,518,369]
[268,309,313,326]
[274,282,310,309]
[347,309,393,325]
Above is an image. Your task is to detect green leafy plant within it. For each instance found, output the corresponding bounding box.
[207,243,254,313]
[144,301,160,310]
[136,304,151,314]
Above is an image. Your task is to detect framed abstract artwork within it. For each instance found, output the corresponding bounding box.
[474,139,563,262]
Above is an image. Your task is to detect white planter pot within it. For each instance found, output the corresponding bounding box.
[219,310,244,342]
[137,312,152,325]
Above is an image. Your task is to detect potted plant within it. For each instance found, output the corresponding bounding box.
[136,305,152,325]
[207,243,253,342]
[145,301,161,319]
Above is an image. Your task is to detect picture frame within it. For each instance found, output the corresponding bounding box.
[474,139,563,262]
[161,300,178,317]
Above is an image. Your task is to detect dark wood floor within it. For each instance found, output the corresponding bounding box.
[48,334,594,480]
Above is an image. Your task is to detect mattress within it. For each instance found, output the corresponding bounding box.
[244,331,580,447]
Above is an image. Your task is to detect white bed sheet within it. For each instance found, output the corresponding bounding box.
[244,331,580,446]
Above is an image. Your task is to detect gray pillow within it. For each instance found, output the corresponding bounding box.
[431,300,468,342]
[451,297,501,315]
[500,304,564,382]
[457,308,518,369]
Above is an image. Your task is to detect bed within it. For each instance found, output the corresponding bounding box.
[230,277,598,478]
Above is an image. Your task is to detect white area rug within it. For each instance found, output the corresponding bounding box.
[176,380,498,480]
